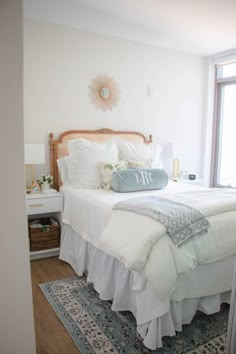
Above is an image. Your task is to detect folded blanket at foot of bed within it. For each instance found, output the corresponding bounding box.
[113,196,210,246]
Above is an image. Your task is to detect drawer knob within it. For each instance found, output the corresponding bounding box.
[29,204,44,207]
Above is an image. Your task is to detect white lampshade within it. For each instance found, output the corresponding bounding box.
[24,144,45,165]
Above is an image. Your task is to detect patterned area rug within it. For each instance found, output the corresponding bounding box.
[188,335,226,353]
[40,276,228,354]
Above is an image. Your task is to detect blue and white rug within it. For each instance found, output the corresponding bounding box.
[40,276,228,354]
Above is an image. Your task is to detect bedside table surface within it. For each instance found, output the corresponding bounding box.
[26,191,62,199]
[182,178,204,183]
[171,178,206,186]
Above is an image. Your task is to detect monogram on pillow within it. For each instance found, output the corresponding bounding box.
[134,170,154,185]
[112,168,168,192]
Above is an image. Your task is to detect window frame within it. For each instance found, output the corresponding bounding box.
[211,72,236,187]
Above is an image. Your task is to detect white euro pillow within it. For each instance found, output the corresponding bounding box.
[68,138,119,188]
[57,156,79,185]
[117,138,163,169]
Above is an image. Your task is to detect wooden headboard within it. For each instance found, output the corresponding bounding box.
[49,128,153,190]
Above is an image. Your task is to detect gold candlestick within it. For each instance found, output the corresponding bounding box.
[173,158,180,178]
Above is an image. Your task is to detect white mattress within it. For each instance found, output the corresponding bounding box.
[60,224,232,349]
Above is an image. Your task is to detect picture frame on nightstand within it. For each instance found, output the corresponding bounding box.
[30,182,40,193]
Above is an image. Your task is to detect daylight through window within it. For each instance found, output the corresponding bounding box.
[213,62,236,187]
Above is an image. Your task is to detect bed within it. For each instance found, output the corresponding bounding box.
[49,128,236,349]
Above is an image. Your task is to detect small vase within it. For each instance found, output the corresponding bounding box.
[41,182,50,192]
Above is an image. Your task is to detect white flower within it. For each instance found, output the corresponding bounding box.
[37,172,54,185]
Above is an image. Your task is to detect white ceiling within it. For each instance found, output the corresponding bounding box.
[23,0,236,57]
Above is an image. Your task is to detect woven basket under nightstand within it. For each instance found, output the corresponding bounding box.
[29,218,60,251]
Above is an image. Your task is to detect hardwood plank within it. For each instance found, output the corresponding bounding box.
[31,257,81,354]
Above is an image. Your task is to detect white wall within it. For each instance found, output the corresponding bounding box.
[24,20,206,177]
[0,2,36,354]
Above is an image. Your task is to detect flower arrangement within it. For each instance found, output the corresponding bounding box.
[37,172,53,185]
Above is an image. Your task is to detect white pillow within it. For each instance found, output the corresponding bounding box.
[98,160,129,189]
[68,138,119,188]
[57,156,78,185]
[117,139,163,169]
[127,159,152,169]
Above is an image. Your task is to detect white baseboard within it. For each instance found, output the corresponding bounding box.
[30,247,60,260]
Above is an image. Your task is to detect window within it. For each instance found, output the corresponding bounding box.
[213,62,236,187]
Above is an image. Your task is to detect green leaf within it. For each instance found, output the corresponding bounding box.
[104,164,113,170]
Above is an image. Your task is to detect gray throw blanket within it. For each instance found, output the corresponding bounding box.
[113,196,210,246]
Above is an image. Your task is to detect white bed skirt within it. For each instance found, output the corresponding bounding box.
[60,224,232,349]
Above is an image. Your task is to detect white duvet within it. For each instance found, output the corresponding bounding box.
[61,182,236,300]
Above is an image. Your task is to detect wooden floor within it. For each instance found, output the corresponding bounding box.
[31,257,81,354]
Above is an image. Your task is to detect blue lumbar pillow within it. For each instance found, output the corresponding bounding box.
[111,168,168,192]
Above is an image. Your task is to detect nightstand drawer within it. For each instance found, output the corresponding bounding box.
[26,196,62,215]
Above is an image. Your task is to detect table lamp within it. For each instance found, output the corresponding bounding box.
[24,144,45,190]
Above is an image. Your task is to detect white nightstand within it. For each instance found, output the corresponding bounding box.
[26,191,63,260]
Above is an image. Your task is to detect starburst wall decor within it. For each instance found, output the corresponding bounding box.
[88,75,120,112]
